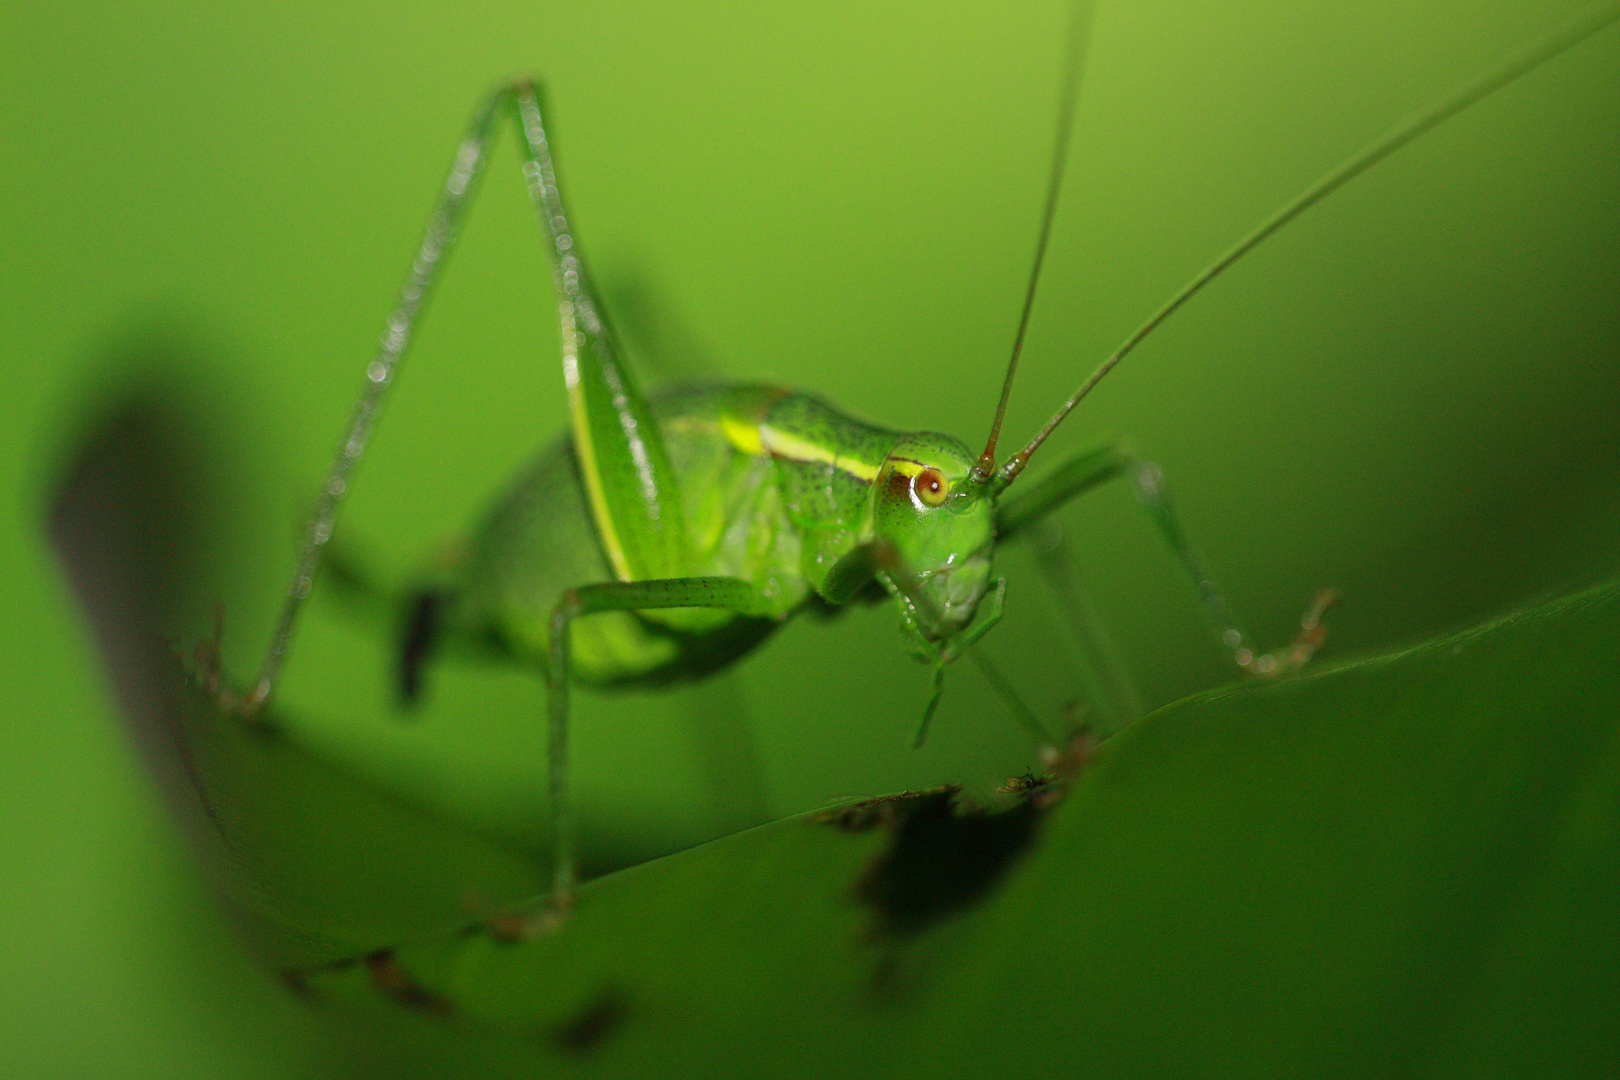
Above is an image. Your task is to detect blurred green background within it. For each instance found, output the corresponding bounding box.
[4,0,1617,1075]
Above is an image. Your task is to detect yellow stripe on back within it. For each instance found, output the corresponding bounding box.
[759,424,881,482]
[719,414,765,457]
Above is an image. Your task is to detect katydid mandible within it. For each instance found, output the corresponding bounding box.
[230,3,1620,919]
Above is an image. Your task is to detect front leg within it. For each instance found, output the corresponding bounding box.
[541,576,762,925]
[998,438,1334,687]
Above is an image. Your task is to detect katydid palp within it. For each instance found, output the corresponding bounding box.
[218,2,1620,920]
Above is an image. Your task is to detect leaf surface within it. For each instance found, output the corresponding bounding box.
[55,383,1620,1078]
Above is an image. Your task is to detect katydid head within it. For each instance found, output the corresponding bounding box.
[873,433,997,640]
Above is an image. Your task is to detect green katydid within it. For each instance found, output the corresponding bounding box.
[222,1,1620,920]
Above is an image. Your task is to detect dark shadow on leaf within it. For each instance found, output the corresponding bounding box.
[47,365,548,970]
[846,787,1045,939]
[549,986,629,1055]
[47,372,225,858]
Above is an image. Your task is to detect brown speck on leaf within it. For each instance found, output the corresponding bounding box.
[996,769,1050,796]
[551,987,629,1054]
[997,728,1096,810]
[279,968,315,1001]
[365,949,451,1016]
[486,908,548,944]
[459,888,564,943]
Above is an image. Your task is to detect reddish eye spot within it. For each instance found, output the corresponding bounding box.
[913,468,948,507]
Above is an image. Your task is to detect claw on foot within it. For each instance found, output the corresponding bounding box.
[484,890,575,943]
[1237,588,1339,678]
[180,607,278,730]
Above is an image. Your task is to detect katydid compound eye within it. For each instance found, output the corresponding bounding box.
[913,468,948,507]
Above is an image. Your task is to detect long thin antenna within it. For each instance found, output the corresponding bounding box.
[972,0,1096,485]
[996,0,1620,489]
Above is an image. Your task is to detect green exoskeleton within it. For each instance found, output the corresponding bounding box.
[229,3,1620,919]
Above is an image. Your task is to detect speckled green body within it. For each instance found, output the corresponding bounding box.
[444,383,993,687]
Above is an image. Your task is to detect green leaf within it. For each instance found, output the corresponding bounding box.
[289,580,1620,1076]
[55,381,1620,1078]
[47,385,545,971]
